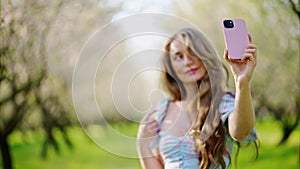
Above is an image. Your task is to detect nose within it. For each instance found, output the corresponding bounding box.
[183,54,194,66]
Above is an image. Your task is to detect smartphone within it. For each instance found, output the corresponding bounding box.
[222,19,250,60]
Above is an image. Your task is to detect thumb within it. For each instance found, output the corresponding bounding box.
[223,49,230,62]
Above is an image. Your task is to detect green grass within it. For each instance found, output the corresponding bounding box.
[1,120,299,169]
[233,119,299,169]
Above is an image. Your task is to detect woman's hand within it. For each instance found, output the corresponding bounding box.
[137,111,164,169]
[137,110,159,157]
[224,35,257,140]
[224,35,257,86]
[137,110,159,139]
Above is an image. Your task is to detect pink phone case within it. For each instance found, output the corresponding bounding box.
[222,19,250,60]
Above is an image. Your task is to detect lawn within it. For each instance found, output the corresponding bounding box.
[1,119,299,169]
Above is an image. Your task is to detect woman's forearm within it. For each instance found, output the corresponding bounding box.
[136,109,163,169]
[229,81,255,140]
[137,145,163,169]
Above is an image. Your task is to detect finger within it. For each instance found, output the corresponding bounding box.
[223,49,228,58]
[147,126,158,133]
[241,53,255,61]
[244,48,256,55]
[141,110,157,123]
[147,120,158,129]
[224,49,237,64]
[246,44,256,49]
[248,34,252,43]
[223,49,230,62]
[245,46,257,59]
[147,121,159,134]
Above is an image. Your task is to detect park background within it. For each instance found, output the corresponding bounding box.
[1,0,299,169]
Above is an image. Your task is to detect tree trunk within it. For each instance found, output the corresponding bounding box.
[0,135,13,169]
[278,127,293,145]
[278,119,299,145]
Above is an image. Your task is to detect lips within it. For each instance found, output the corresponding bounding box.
[186,68,199,74]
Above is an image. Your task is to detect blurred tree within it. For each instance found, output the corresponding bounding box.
[33,76,75,158]
[0,1,70,169]
[288,0,300,19]
[1,0,122,168]
[253,0,299,145]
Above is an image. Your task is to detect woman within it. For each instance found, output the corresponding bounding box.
[137,27,258,169]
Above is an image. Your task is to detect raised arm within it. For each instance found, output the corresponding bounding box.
[136,110,164,169]
[224,40,257,141]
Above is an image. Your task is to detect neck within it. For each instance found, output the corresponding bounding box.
[177,83,199,128]
[183,83,198,101]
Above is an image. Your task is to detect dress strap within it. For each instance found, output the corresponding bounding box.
[152,99,170,130]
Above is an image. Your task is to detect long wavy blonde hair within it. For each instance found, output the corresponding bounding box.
[162,27,229,169]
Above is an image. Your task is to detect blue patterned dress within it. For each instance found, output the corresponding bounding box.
[150,93,258,169]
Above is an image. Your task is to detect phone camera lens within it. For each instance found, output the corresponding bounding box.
[223,20,234,28]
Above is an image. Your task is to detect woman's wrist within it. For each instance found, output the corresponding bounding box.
[137,141,154,157]
[235,77,251,90]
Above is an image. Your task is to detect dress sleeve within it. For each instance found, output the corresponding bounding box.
[219,93,258,143]
[149,99,169,149]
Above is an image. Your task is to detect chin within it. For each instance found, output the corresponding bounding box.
[191,74,203,81]
[184,77,201,84]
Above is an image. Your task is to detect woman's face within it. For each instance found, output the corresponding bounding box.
[169,39,207,84]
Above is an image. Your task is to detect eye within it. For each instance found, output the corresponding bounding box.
[174,55,183,61]
[174,54,183,61]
